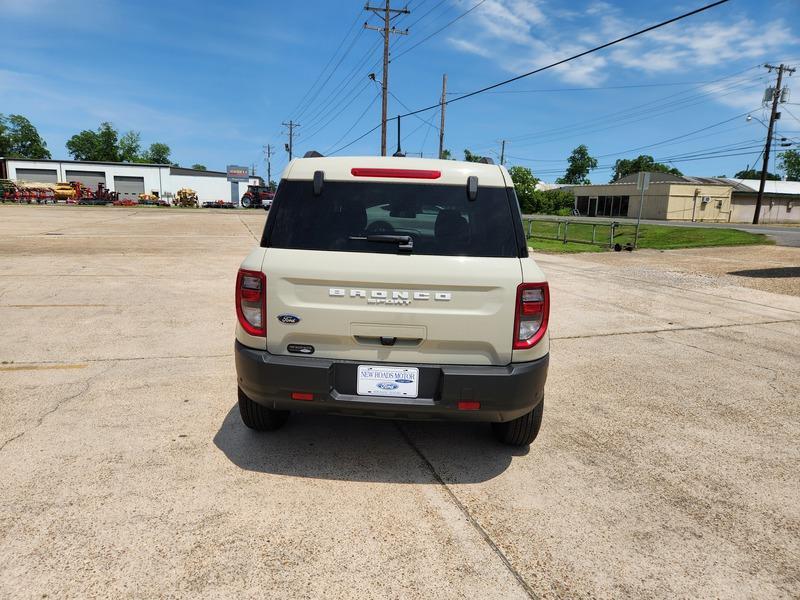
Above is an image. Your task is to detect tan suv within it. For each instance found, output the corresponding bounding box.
[234,156,549,445]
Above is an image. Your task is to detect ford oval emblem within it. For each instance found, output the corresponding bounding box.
[277,314,301,325]
[377,382,399,390]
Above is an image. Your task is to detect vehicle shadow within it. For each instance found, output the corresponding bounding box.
[213,405,522,483]
[728,267,800,279]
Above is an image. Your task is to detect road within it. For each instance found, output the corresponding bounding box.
[1,206,799,598]
[525,214,800,247]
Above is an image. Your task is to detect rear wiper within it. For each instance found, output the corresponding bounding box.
[348,234,413,252]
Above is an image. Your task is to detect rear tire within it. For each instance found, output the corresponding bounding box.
[492,399,544,446]
[237,387,289,431]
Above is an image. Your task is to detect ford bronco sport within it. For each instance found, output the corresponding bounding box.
[234,156,549,446]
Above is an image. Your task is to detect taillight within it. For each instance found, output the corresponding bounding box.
[513,282,549,350]
[236,269,266,337]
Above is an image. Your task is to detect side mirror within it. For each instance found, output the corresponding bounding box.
[467,176,478,201]
[313,170,324,196]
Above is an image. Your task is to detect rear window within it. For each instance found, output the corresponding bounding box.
[265,180,520,257]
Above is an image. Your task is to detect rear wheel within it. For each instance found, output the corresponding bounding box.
[237,387,289,431]
[492,399,544,446]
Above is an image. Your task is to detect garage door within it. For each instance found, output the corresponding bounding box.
[114,176,144,200]
[16,168,58,183]
[65,170,106,189]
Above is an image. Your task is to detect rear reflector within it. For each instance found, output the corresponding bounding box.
[291,392,314,401]
[457,401,481,411]
[350,168,441,179]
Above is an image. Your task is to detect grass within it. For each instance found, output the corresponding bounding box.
[526,220,773,253]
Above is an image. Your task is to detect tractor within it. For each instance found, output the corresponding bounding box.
[240,184,274,209]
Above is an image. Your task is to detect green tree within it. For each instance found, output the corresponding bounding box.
[610,154,682,182]
[733,168,780,180]
[65,130,98,160]
[119,131,142,162]
[508,166,539,213]
[535,188,574,215]
[463,149,486,163]
[778,150,800,181]
[95,122,120,161]
[0,114,51,159]
[0,116,8,156]
[144,142,171,164]
[66,122,119,161]
[191,163,207,171]
[268,179,278,191]
[440,149,452,160]
[556,144,597,184]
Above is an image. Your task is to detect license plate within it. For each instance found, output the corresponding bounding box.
[357,365,419,398]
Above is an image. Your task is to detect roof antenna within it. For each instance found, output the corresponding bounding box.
[393,115,405,157]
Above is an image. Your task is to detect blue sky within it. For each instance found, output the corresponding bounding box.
[2,0,798,181]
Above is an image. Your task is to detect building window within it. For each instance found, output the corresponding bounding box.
[595,195,629,217]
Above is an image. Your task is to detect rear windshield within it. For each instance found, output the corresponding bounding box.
[265,180,520,257]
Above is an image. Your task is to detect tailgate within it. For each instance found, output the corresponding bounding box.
[263,248,522,365]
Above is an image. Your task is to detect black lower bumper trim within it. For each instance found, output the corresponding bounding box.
[235,341,548,422]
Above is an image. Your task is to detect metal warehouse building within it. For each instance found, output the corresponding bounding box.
[0,158,261,204]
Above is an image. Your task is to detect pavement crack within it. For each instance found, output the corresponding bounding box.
[553,318,800,341]
[394,423,539,600]
[654,333,781,373]
[543,263,800,316]
[0,366,107,452]
[2,353,233,366]
[238,216,259,242]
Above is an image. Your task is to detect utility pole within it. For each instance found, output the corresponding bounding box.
[365,2,409,156]
[263,144,273,186]
[500,140,506,166]
[282,121,299,161]
[438,73,447,159]
[754,63,795,224]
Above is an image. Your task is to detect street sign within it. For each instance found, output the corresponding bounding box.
[226,165,249,182]
[636,172,651,192]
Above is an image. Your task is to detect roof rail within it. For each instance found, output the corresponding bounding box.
[478,157,494,164]
[303,150,324,158]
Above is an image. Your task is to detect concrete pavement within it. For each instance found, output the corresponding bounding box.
[1,206,799,598]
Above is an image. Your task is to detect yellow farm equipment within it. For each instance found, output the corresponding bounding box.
[173,188,198,208]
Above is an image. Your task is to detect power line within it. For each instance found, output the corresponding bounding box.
[463,63,766,152]
[290,9,365,120]
[504,110,758,166]
[401,0,732,118]
[447,81,729,94]
[298,37,382,131]
[493,66,763,147]
[301,79,374,143]
[323,91,383,155]
[391,0,488,61]
[332,0,732,152]
[329,123,383,155]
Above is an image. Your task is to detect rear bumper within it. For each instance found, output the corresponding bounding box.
[235,341,548,422]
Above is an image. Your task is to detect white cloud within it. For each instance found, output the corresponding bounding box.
[446,37,495,59]
[444,0,799,93]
